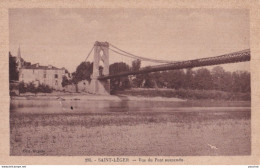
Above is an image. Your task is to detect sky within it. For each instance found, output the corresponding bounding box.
[9,8,250,73]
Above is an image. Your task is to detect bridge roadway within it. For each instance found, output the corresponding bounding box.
[98,49,250,80]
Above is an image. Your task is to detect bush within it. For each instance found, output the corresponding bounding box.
[18,82,26,93]
[18,82,53,94]
[27,82,37,94]
[10,91,18,96]
[37,83,52,93]
[62,76,72,87]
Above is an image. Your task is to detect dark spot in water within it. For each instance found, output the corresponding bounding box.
[71,106,73,110]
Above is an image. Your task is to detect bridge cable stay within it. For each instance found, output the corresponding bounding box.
[109,48,159,62]
[109,44,176,63]
[109,43,177,64]
[84,45,94,62]
[109,43,155,62]
[109,47,176,69]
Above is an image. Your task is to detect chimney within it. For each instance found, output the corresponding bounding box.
[48,65,52,69]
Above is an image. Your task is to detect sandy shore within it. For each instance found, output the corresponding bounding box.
[10,120,250,156]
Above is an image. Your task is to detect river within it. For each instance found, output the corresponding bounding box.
[10,99,251,156]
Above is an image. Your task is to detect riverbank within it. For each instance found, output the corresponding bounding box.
[11,92,186,102]
[114,88,251,101]
[11,88,251,102]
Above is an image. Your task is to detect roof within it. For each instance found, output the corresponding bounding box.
[22,63,63,70]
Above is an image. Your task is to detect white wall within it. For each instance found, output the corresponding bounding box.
[19,68,65,90]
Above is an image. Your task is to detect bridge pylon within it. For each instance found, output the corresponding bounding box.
[90,41,110,95]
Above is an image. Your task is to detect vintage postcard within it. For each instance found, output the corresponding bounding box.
[0,0,259,165]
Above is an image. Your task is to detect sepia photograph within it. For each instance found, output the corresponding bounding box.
[8,8,251,157]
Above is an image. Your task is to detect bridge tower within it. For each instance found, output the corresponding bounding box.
[90,41,110,95]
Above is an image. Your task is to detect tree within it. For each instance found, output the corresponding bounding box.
[193,68,213,90]
[18,82,26,94]
[9,52,19,81]
[109,62,130,91]
[183,68,194,89]
[27,82,37,95]
[239,71,250,93]
[131,59,144,88]
[231,71,250,93]
[72,61,93,83]
[133,66,155,88]
[211,66,226,91]
[62,76,71,87]
[132,74,144,88]
[222,71,232,92]
[166,70,185,89]
[150,72,165,88]
[131,59,141,71]
[142,73,153,88]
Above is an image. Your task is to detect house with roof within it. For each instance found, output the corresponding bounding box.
[19,63,66,90]
[17,47,67,90]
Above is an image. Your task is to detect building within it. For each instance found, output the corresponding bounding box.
[19,63,66,90]
[17,47,67,90]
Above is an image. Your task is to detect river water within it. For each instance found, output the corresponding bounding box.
[10,99,251,156]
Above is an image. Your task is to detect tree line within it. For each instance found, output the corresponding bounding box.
[66,59,250,93]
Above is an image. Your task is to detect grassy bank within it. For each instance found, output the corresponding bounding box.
[114,88,250,101]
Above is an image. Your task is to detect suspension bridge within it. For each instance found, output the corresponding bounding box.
[85,41,250,95]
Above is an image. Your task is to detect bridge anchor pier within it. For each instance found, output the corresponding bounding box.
[89,41,110,95]
[89,77,110,95]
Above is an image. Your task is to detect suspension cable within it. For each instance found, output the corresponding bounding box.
[109,47,174,64]
[110,48,142,60]
[109,43,177,64]
[84,46,94,62]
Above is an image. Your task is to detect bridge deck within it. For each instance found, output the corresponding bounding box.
[98,49,250,80]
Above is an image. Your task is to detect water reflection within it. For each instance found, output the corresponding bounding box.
[109,95,130,113]
[10,99,251,115]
